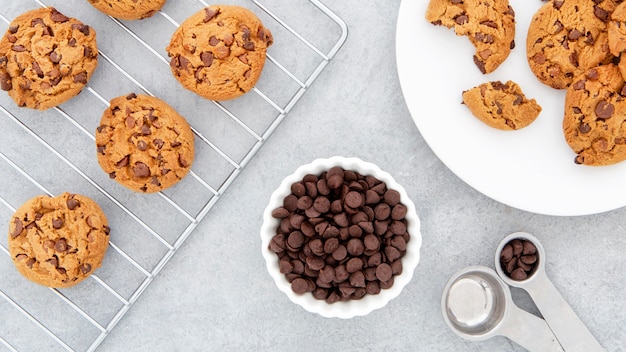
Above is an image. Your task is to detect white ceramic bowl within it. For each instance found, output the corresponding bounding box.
[260,156,422,318]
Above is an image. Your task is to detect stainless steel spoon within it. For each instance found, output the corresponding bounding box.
[441,266,564,352]
[495,232,605,352]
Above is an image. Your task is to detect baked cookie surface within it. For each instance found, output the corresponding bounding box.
[8,193,110,288]
[425,0,516,74]
[563,64,626,166]
[527,0,617,89]
[86,0,166,20]
[166,5,273,101]
[462,80,542,130]
[608,1,626,55]
[96,93,194,193]
[0,7,98,110]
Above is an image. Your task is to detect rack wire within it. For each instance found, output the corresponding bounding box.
[0,0,347,350]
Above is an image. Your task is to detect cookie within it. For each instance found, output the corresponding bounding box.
[608,1,626,55]
[86,0,166,20]
[0,7,98,110]
[96,93,194,193]
[8,192,110,288]
[166,5,273,101]
[462,80,542,130]
[563,64,626,166]
[526,0,617,90]
[425,0,516,74]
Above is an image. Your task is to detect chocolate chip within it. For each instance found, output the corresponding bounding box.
[243,41,255,51]
[8,25,18,34]
[579,123,591,134]
[178,154,189,168]
[73,71,87,84]
[133,162,150,178]
[141,123,151,135]
[12,45,26,52]
[376,263,392,282]
[134,140,147,152]
[10,218,23,238]
[0,71,12,91]
[52,217,63,229]
[68,38,77,47]
[32,61,44,78]
[55,238,67,252]
[345,191,363,208]
[204,7,219,22]
[71,23,90,36]
[66,196,80,210]
[455,14,469,25]
[80,263,92,274]
[291,277,311,294]
[594,5,610,22]
[595,101,614,119]
[200,52,214,67]
[153,139,164,149]
[116,155,130,168]
[50,8,70,23]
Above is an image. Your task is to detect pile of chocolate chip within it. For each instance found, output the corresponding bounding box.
[499,238,538,281]
[268,166,411,303]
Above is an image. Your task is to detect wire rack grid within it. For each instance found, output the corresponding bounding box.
[0,0,347,351]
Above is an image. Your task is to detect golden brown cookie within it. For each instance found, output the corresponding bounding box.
[96,93,194,193]
[8,193,110,288]
[563,64,626,166]
[462,80,542,130]
[86,0,166,20]
[0,7,98,110]
[166,5,273,101]
[425,0,516,74]
[608,1,626,55]
[527,0,617,90]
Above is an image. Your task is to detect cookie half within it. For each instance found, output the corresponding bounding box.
[563,64,626,166]
[166,5,273,101]
[462,80,542,130]
[0,7,98,110]
[425,0,516,74]
[8,193,110,288]
[86,0,166,20]
[96,93,194,193]
[526,0,616,89]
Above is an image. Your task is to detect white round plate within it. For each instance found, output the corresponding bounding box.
[396,0,626,216]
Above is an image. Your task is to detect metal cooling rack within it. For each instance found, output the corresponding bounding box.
[0,0,347,351]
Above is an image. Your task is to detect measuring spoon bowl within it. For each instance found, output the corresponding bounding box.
[441,266,563,352]
[495,232,605,352]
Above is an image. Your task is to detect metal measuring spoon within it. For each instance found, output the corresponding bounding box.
[495,232,605,352]
[441,266,563,352]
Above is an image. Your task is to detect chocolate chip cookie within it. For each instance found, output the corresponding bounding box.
[608,1,626,56]
[527,0,617,90]
[0,7,98,110]
[166,5,273,101]
[8,192,110,288]
[86,0,166,20]
[425,0,516,74]
[96,93,194,193]
[462,80,542,130]
[563,64,626,166]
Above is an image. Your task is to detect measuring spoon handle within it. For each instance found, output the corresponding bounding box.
[501,304,564,352]
[526,274,605,352]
